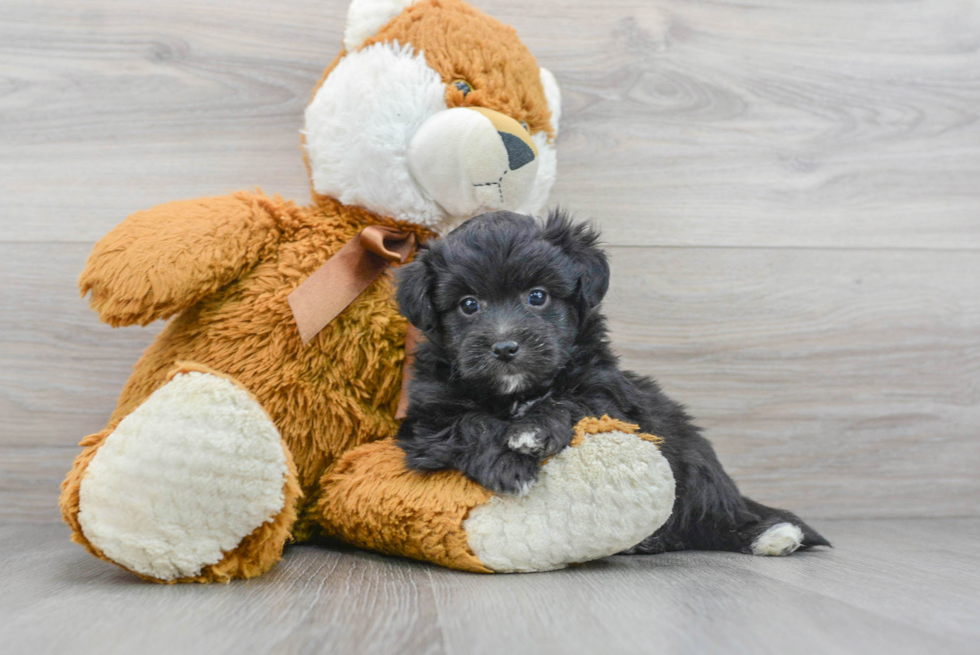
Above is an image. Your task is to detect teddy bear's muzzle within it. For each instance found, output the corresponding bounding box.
[407,107,540,219]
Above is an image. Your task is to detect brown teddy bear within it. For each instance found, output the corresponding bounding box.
[59,0,676,582]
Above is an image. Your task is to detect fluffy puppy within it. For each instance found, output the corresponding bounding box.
[396,210,829,556]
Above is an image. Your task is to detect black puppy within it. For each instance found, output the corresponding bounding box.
[395,210,829,556]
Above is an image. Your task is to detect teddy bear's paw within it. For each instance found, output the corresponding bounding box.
[77,371,290,581]
[463,429,675,573]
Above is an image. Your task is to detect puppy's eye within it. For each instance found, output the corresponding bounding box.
[452,80,472,96]
[527,289,548,307]
[520,120,529,132]
[459,296,480,315]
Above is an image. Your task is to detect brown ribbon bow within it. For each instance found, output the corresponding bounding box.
[287,225,421,419]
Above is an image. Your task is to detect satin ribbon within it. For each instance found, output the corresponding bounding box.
[395,324,420,420]
[287,225,421,419]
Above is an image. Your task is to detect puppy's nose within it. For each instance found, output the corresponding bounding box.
[492,340,520,361]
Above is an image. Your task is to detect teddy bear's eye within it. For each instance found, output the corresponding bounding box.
[452,80,472,96]
[459,296,480,315]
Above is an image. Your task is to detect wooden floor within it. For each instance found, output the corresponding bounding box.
[2,519,978,655]
[2,0,978,651]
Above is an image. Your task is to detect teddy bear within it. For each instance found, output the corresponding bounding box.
[59,0,676,582]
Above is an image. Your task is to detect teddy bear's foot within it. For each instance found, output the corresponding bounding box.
[463,419,675,572]
[73,367,299,582]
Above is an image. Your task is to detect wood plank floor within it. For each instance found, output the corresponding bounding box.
[2,519,977,655]
[3,3,977,651]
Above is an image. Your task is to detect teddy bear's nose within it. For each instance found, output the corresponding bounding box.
[407,106,540,217]
[498,132,535,170]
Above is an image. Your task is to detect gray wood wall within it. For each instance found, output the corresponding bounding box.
[2,0,978,523]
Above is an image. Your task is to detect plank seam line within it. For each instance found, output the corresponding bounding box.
[426,568,454,655]
[608,244,980,254]
[4,242,979,254]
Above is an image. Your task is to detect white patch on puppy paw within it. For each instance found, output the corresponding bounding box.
[508,429,542,454]
[515,479,535,497]
[751,522,804,556]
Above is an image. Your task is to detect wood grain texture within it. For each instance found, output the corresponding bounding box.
[0,447,77,523]
[540,0,980,249]
[0,525,446,655]
[605,246,980,520]
[0,243,162,447]
[428,522,980,655]
[2,0,980,247]
[2,520,978,655]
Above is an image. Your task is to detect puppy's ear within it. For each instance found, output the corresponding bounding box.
[396,256,438,332]
[542,209,610,308]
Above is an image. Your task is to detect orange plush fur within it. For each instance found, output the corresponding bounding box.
[60,0,558,582]
[367,0,555,139]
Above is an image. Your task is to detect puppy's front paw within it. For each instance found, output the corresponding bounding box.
[472,451,540,497]
[507,428,545,455]
[506,421,572,459]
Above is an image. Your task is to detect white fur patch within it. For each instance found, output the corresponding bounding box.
[751,522,804,556]
[507,429,542,454]
[465,430,675,572]
[304,42,450,228]
[78,372,289,581]
[538,67,562,133]
[499,374,526,395]
[344,0,419,52]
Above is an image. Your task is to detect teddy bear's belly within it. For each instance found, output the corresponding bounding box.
[112,274,408,496]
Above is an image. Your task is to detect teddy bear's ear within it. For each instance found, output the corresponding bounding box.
[539,67,562,135]
[344,0,419,52]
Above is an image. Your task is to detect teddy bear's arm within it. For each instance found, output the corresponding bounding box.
[80,192,282,327]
